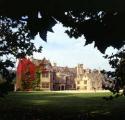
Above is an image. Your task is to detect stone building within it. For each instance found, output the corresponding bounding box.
[75,64,103,91]
[16,57,104,91]
[32,58,54,90]
[52,65,76,90]
[32,58,76,90]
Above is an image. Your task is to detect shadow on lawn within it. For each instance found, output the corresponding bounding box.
[0,92,125,120]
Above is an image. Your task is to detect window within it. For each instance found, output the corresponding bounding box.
[42,82,49,88]
[84,80,87,84]
[42,72,49,78]
[77,86,80,90]
[77,81,80,84]
[83,86,87,90]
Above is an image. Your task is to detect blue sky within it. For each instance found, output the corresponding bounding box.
[33,23,117,71]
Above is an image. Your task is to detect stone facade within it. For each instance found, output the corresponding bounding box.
[16,57,105,91]
[75,64,104,91]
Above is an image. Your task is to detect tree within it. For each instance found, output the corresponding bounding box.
[102,48,125,98]
[0,1,125,52]
[0,17,42,96]
[1,1,125,95]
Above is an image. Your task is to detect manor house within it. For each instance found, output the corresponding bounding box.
[16,57,104,91]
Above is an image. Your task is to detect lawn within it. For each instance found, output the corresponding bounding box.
[0,91,125,120]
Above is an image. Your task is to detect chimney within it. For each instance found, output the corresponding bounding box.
[53,63,57,66]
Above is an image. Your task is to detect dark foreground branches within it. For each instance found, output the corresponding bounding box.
[101,48,125,99]
[1,1,125,96]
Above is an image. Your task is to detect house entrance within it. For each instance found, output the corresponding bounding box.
[60,85,65,90]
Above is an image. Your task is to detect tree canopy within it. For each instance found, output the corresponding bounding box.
[1,0,125,96]
[0,0,125,53]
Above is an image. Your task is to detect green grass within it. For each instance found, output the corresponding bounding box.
[0,91,125,120]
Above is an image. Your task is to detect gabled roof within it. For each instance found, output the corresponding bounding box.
[32,58,51,66]
[53,66,77,76]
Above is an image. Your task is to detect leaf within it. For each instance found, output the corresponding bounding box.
[39,30,47,42]
[84,39,93,46]
[38,46,42,52]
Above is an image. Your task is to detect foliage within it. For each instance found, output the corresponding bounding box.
[1,1,125,53]
[17,58,36,91]
[18,58,42,91]
[33,72,41,90]
[21,73,40,91]
[103,48,125,98]
[1,1,125,95]
[21,72,32,91]
[0,17,42,95]
[0,71,15,97]
[27,70,41,91]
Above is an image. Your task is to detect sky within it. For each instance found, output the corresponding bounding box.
[33,23,117,71]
